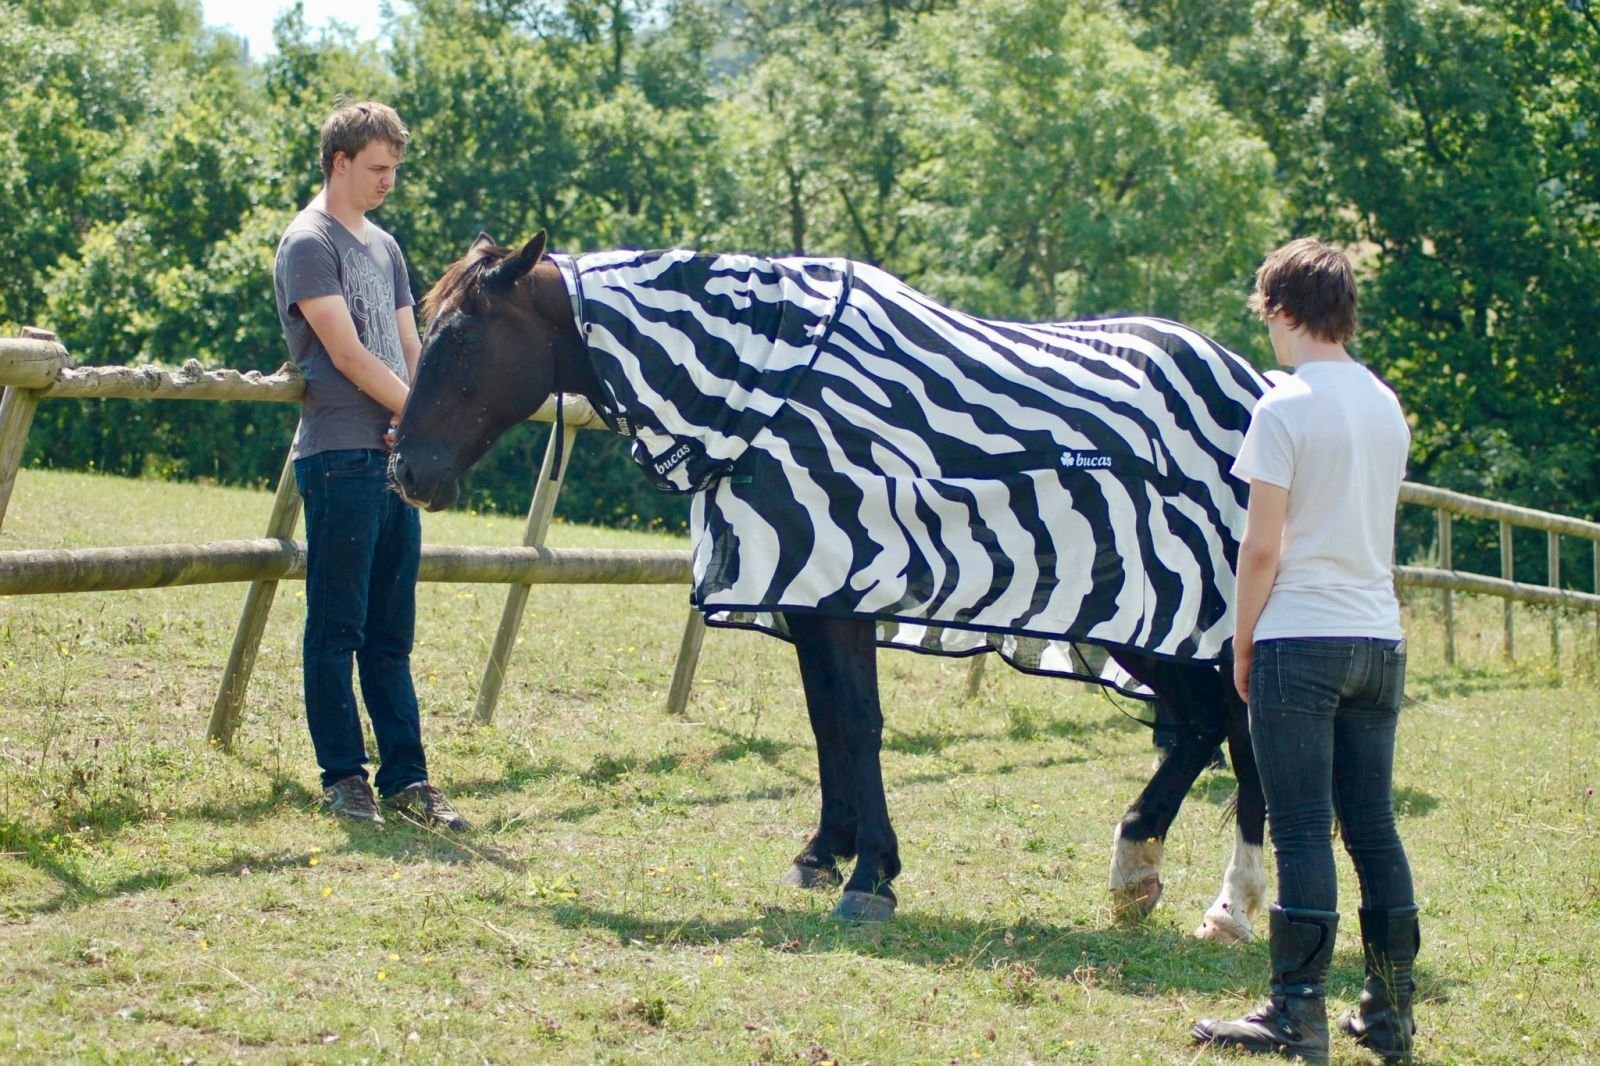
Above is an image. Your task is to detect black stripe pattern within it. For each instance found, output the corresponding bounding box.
[559,250,1267,693]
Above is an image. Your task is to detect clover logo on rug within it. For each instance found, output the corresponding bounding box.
[1060,450,1113,469]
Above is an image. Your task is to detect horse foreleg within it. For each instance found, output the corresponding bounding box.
[1196,691,1268,943]
[787,613,900,921]
[780,638,859,891]
[1110,732,1216,920]
[787,611,902,915]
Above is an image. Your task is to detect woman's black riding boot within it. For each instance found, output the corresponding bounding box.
[1193,906,1339,1064]
[1339,905,1420,1064]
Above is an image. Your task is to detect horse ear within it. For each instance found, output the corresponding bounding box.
[484,230,548,290]
[470,231,498,255]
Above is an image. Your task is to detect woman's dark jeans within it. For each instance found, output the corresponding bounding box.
[1249,636,1414,914]
[295,449,427,796]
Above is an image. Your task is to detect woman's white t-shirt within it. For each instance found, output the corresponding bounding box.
[1231,361,1410,641]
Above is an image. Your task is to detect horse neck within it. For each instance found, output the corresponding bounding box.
[528,260,605,407]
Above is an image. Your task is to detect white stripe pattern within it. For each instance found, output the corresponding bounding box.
[560,251,1268,693]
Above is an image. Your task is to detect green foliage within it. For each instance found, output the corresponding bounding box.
[1119,0,1600,573]
[914,0,1278,347]
[0,3,162,328]
[2,0,1597,544]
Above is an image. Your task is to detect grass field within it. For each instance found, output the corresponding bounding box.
[1,468,1597,1064]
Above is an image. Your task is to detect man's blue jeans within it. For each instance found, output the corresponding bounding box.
[1249,636,1414,914]
[294,449,427,796]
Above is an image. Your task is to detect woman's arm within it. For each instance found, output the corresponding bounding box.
[1233,480,1289,701]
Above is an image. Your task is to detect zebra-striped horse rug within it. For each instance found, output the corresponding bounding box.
[551,249,1269,695]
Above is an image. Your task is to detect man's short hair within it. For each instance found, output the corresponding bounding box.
[319,100,409,179]
[1248,238,1358,344]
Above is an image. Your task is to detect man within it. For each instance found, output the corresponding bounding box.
[273,100,468,830]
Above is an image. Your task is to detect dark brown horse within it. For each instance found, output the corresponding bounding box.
[391,231,1267,937]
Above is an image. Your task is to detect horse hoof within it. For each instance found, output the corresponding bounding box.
[1110,875,1164,921]
[779,862,842,890]
[1108,825,1165,920]
[1195,905,1254,944]
[832,890,896,922]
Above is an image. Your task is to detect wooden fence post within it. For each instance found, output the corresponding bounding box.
[1500,520,1515,661]
[0,329,69,533]
[1439,509,1454,666]
[1549,532,1561,663]
[664,610,707,716]
[473,421,579,724]
[964,653,988,700]
[206,449,303,748]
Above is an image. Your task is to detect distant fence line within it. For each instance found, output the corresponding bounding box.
[1,334,1595,745]
[1395,483,1600,663]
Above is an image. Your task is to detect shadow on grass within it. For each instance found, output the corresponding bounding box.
[533,747,1097,827]
[6,818,525,916]
[0,769,320,908]
[335,812,525,873]
[446,697,1149,828]
[1393,785,1440,818]
[885,724,999,756]
[703,722,799,765]
[2,766,526,914]
[888,703,1136,756]
[540,898,1465,1021]
[1406,667,1548,702]
[1,814,336,916]
[448,755,569,797]
[545,898,1263,997]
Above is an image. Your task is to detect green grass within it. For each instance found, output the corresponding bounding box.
[1,468,1597,1064]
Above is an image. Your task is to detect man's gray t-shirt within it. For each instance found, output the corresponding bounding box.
[274,207,414,459]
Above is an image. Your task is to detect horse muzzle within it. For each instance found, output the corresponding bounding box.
[388,450,459,512]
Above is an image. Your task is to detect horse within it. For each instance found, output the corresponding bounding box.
[390,231,1268,940]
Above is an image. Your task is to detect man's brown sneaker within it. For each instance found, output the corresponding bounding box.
[321,774,384,824]
[383,781,470,832]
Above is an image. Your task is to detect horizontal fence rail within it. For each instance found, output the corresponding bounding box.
[0,350,611,424]
[0,541,690,596]
[2,336,1597,740]
[1394,565,1600,612]
[1399,482,1600,543]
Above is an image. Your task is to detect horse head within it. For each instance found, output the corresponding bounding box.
[390,229,570,511]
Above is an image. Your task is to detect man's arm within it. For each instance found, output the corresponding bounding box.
[1233,479,1289,701]
[396,304,422,381]
[298,294,411,415]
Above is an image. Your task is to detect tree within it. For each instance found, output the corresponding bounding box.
[709,11,941,271]
[914,0,1278,351]
[20,2,299,481]
[0,4,161,330]
[1120,0,1600,575]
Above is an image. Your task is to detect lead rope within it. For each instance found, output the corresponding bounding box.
[548,252,588,483]
[551,391,565,482]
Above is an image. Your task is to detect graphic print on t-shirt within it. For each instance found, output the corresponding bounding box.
[342,245,405,376]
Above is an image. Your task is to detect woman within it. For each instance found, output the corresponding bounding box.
[1193,239,1419,1065]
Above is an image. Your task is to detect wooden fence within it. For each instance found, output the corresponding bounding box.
[2,332,1596,747]
[0,331,701,749]
[1396,483,1600,664]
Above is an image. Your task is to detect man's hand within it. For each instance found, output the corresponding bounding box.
[384,417,399,452]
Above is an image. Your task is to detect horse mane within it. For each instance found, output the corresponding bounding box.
[420,240,512,327]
